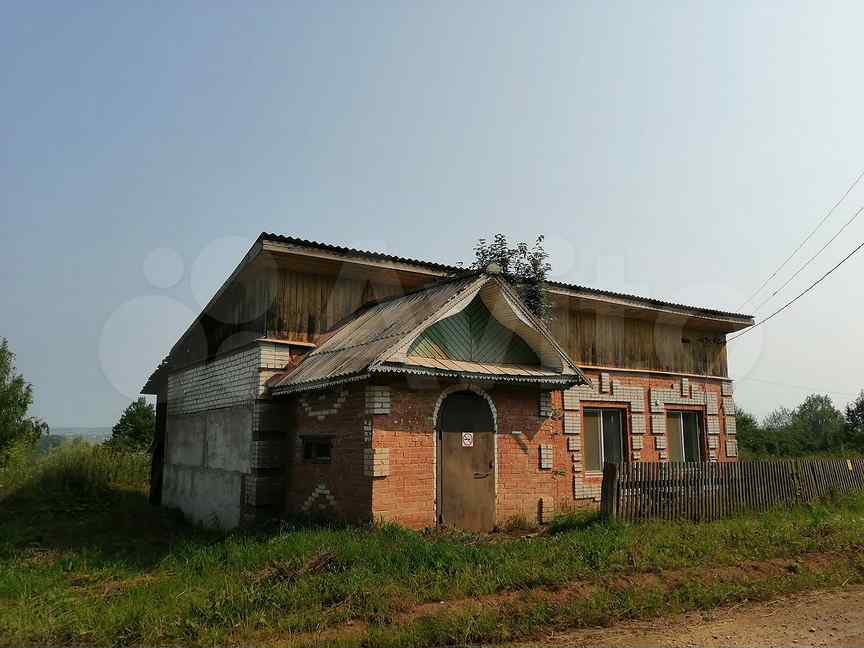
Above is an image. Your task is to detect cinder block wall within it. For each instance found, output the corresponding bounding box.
[162,341,291,528]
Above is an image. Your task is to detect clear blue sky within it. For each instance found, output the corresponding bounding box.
[3,1,864,426]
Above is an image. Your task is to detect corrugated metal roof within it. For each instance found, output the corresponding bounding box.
[268,276,483,393]
[261,233,754,321]
[267,274,588,395]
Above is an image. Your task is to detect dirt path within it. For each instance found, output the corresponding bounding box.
[521,585,864,647]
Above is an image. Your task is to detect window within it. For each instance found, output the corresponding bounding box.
[583,408,626,471]
[302,436,333,463]
[666,412,704,462]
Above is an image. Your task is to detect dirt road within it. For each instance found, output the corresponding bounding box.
[526,586,864,647]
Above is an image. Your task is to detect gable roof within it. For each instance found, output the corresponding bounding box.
[142,232,754,394]
[266,273,589,395]
[261,233,755,323]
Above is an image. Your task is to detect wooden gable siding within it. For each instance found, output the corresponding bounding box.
[408,297,540,366]
[549,296,727,376]
[190,267,727,378]
[193,267,424,364]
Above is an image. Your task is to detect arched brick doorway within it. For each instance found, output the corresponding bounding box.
[436,390,496,532]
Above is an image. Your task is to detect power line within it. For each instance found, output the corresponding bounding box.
[753,204,864,313]
[728,236,864,342]
[738,167,864,310]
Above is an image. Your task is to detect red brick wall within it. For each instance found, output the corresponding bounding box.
[370,384,438,528]
[369,380,570,528]
[284,383,372,523]
[492,387,569,523]
[282,371,737,529]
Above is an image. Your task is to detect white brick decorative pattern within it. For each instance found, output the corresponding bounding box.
[726,438,738,457]
[721,382,734,396]
[539,445,554,469]
[651,414,667,436]
[725,415,737,436]
[539,391,554,417]
[539,496,554,523]
[631,435,644,450]
[299,388,348,420]
[573,479,601,501]
[563,377,646,499]
[632,451,642,461]
[681,377,690,397]
[708,435,719,449]
[363,448,390,477]
[706,392,719,416]
[707,416,720,436]
[708,450,718,462]
[655,435,667,450]
[564,378,645,412]
[362,418,373,444]
[258,342,292,370]
[564,410,580,435]
[302,482,339,511]
[365,385,391,415]
[722,397,735,414]
[659,450,668,460]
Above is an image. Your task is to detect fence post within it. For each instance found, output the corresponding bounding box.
[601,462,619,520]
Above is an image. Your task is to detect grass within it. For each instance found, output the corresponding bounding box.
[3,444,864,646]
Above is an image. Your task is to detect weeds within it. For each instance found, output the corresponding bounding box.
[3,447,864,646]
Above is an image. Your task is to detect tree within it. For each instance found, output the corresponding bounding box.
[0,337,47,461]
[106,398,155,452]
[844,391,864,453]
[469,234,552,320]
[733,406,764,457]
[790,394,845,455]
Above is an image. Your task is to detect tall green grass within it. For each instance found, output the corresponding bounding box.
[3,445,864,646]
[0,440,149,498]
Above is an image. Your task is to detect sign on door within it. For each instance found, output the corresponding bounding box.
[462,432,474,448]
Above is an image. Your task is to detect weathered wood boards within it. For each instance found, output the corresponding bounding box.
[601,458,864,523]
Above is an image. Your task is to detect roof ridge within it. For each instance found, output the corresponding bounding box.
[261,232,753,321]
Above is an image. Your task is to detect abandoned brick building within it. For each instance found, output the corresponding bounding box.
[142,234,753,530]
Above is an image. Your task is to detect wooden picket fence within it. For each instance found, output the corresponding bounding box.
[600,458,864,523]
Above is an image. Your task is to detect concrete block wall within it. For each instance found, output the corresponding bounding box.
[162,340,292,528]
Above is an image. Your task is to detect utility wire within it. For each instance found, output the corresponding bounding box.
[753,204,864,313]
[728,236,864,342]
[738,167,864,310]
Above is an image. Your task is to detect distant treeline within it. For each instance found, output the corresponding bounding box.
[737,392,864,458]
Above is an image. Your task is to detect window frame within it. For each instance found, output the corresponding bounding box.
[582,405,629,472]
[665,410,706,462]
[300,434,335,464]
